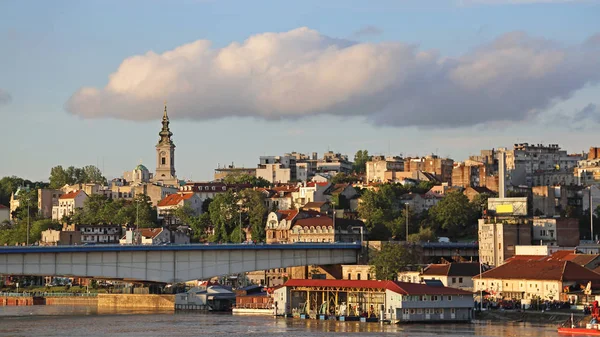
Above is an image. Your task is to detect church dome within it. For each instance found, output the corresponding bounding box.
[135,164,149,172]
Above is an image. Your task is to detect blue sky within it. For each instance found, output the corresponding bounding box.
[1,0,599,182]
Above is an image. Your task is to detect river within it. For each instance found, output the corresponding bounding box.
[0,306,561,337]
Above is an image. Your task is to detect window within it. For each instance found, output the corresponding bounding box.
[367,274,371,280]
[403,309,410,315]
[506,283,508,286]
[447,296,452,301]
[451,308,456,314]
[347,273,351,280]
[459,277,463,283]
[357,273,361,280]
[161,157,166,165]
[452,277,456,283]
[417,309,423,314]
[432,295,439,301]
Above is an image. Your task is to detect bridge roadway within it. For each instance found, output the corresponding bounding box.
[0,243,360,284]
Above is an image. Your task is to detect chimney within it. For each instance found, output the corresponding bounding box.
[499,152,506,199]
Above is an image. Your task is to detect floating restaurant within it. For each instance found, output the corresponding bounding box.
[272,279,474,323]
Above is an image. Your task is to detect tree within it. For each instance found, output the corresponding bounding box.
[369,243,415,280]
[0,176,48,208]
[428,191,476,238]
[357,184,401,239]
[49,165,107,189]
[407,226,438,243]
[331,173,359,185]
[223,174,271,188]
[208,190,240,242]
[82,165,107,185]
[470,192,494,217]
[239,189,267,242]
[353,150,371,174]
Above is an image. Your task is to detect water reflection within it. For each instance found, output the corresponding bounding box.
[0,306,560,337]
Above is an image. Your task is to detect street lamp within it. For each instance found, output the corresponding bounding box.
[26,196,30,246]
[404,203,410,241]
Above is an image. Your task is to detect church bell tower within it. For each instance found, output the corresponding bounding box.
[154,103,177,185]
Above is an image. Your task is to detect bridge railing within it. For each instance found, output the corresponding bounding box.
[0,292,98,297]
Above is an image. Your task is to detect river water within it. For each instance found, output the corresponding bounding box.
[0,306,561,337]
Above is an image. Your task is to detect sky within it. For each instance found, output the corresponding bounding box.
[1,0,600,182]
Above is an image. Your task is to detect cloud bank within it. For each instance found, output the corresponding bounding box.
[0,89,11,105]
[66,28,600,128]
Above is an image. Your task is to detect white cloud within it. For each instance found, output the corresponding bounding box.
[0,89,11,105]
[66,28,600,128]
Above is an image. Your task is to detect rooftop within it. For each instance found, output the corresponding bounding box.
[421,263,482,277]
[157,193,194,207]
[59,190,84,200]
[282,279,473,295]
[475,260,600,282]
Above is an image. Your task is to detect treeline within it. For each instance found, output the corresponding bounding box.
[358,184,492,241]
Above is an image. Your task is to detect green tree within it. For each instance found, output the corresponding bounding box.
[407,226,438,243]
[29,219,61,243]
[428,190,476,238]
[82,165,107,185]
[48,165,106,189]
[331,173,359,185]
[470,192,494,217]
[208,190,240,242]
[357,184,400,239]
[11,189,39,223]
[223,174,271,188]
[353,150,371,174]
[369,243,415,280]
[239,189,267,242]
[0,176,48,206]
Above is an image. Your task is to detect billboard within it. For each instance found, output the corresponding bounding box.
[487,197,528,216]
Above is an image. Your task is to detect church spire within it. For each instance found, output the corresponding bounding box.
[158,102,173,146]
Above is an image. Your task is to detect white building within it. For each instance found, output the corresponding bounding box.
[473,259,600,300]
[52,190,88,221]
[157,193,203,226]
[273,279,473,322]
[120,227,171,245]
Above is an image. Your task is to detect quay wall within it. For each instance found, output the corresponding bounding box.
[97,294,175,309]
[45,297,98,306]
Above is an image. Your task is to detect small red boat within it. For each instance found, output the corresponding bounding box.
[558,301,600,335]
[558,327,600,335]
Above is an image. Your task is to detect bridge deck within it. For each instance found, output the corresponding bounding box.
[0,243,362,254]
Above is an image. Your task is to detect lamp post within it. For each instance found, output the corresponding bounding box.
[590,186,594,242]
[405,203,410,241]
[26,195,30,246]
[479,262,483,311]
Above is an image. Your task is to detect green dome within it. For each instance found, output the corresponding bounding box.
[135,164,149,171]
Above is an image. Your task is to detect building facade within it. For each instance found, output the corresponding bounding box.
[273,279,473,322]
[478,218,532,267]
[37,189,63,219]
[51,190,88,221]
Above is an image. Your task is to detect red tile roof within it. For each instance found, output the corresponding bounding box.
[421,263,483,277]
[277,210,299,221]
[546,250,574,261]
[306,182,329,187]
[282,279,472,295]
[504,255,547,263]
[59,190,82,199]
[475,260,600,282]
[157,193,193,207]
[302,201,327,209]
[139,228,163,239]
[293,216,333,228]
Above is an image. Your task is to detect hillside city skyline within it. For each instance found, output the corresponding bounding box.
[1,0,599,182]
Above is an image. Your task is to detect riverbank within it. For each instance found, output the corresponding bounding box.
[474,310,583,324]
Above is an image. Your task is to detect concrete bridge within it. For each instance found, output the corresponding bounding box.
[0,243,360,283]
